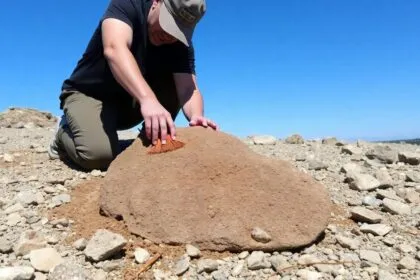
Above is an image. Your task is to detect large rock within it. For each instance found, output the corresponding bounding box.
[100,127,331,252]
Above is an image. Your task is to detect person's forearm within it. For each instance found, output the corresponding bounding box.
[104,45,156,103]
[182,89,204,121]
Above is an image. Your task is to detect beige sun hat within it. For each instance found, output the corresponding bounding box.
[159,0,206,47]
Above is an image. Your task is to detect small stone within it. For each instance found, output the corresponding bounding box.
[4,203,24,214]
[405,189,420,203]
[252,135,277,145]
[51,194,71,207]
[348,173,381,191]
[238,251,249,259]
[336,235,360,250]
[350,207,383,223]
[382,198,411,215]
[185,244,201,258]
[211,270,228,280]
[84,229,127,262]
[134,248,150,264]
[93,270,107,280]
[174,255,190,276]
[382,237,396,246]
[247,251,271,270]
[398,152,420,165]
[297,254,321,265]
[0,266,34,280]
[73,238,88,251]
[377,269,398,280]
[91,170,102,177]
[14,231,47,256]
[360,224,392,236]
[0,239,13,253]
[251,227,272,243]
[48,262,88,280]
[342,145,362,155]
[398,256,416,270]
[34,272,47,280]
[197,259,219,274]
[231,261,244,276]
[359,250,381,264]
[362,195,382,207]
[3,153,15,163]
[397,244,415,253]
[296,269,322,280]
[285,134,304,144]
[308,160,328,171]
[30,247,64,273]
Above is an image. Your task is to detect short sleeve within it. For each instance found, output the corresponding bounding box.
[170,42,196,74]
[101,0,137,29]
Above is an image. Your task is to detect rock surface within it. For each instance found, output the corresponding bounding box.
[100,127,332,251]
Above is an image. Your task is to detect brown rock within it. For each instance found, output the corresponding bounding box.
[100,127,331,252]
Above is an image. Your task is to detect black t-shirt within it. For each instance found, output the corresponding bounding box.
[60,0,195,108]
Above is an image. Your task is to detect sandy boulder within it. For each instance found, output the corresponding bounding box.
[100,127,331,252]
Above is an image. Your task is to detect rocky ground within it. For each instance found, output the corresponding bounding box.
[0,107,419,280]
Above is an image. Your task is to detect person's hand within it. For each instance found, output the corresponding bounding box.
[140,97,176,145]
[189,115,219,131]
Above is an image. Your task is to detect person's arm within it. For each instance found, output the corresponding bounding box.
[101,18,176,144]
[174,73,218,130]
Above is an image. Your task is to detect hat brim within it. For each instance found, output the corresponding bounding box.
[159,2,193,47]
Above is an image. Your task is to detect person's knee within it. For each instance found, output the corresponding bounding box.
[76,143,117,171]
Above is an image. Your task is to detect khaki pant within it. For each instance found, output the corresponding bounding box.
[57,75,180,170]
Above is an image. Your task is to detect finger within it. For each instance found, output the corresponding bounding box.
[166,114,176,139]
[145,118,152,140]
[159,114,168,144]
[151,116,159,145]
[201,118,208,127]
[208,120,218,130]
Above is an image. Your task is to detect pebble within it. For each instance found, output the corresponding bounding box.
[359,224,392,236]
[186,244,201,258]
[84,229,127,262]
[134,248,150,264]
[251,227,272,243]
[0,266,34,280]
[350,207,383,223]
[29,247,64,272]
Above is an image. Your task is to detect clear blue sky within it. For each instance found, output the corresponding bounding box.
[1,0,419,141]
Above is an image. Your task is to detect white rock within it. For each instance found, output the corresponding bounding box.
[231,261,245,276]
[14,231,47,256]
[359,250,381,264]
[382,198,411,215]
[134,248,150,264]
[3,153,14,163]
[84,229,127,262]
[398,256,416,270]
[173,255,190,276]
[350,207,383,223]
[336,235,360,250]
[185,244,201,258]
[296,269,322,280]
[29,248,64,273]
[349,173,380,191]
[73,238,88,251]
[247,251,270,270]
[252,135,277,145]
[377,269,398,280]
[196,259,219,273]
[360,224,392,236]
[251,227,272,243]
[0,266,34,280]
